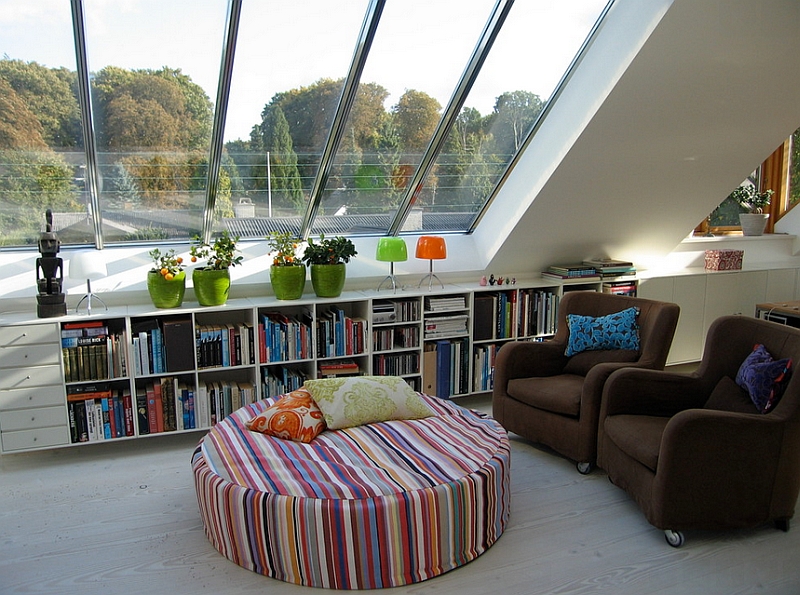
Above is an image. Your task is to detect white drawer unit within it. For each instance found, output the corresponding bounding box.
[0,323,68,453]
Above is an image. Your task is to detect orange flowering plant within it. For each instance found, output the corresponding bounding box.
[267,231,303,266]
[149,248,184,281]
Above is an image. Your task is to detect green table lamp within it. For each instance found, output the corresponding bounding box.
[376,237,408,293]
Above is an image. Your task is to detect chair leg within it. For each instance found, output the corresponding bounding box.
[775,518,791,532]
[664,529,685,548]
[576,461,593,475]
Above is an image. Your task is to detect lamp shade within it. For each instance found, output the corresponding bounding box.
[69,251,107,281]
[375,237,408,262]
[415,236,447,260]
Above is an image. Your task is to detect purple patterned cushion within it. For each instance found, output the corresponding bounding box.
[735,344,792,413]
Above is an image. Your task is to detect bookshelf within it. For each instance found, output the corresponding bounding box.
[0,276,628,453]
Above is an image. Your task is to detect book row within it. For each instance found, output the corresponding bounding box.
[259,311,313,363]
[373,352,419,377]
[67,384,134,443]
[195,322,256,370]
[316,307,368,359]
[372,325,420,351]
[423,338,470,399]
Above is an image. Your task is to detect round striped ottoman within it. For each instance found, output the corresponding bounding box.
[192,394,510,589]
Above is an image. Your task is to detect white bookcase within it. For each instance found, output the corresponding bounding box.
[0,277,620,453]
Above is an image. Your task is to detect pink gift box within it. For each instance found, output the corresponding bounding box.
[704,249,743,271]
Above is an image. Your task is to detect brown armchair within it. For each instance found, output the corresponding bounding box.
[597,315,800,547]
[492,291,679,473]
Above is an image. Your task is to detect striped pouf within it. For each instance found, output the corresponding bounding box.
[192,394,510,589]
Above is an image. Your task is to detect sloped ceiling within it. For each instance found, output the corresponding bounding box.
[478,0,800,274]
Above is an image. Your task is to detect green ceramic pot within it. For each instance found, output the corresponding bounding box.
[310,263,346,298]
[270,264,306,300]
[147,270,186,309]
[193,268,231,306]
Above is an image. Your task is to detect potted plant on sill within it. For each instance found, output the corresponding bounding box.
[189,230,243,306]
[147,248,186,309]
[731,185,774,236]
[301,234,357,298]
[267,231,306,300]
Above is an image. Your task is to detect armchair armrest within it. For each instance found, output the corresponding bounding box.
[654,410,784,519]
[601,368,709,418]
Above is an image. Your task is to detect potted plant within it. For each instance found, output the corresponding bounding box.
[731,185,774,236]
[189,230,243,306]
[301,234,357,298]
[267,231,306,300]
[147,248,186,308]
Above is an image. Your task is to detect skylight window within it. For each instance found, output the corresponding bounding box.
[0,0,611,248]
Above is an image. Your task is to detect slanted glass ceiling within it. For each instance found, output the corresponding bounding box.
[0,0,611,248]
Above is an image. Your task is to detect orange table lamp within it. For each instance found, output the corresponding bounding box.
[415,235,446,290]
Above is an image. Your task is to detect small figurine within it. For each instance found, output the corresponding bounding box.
[35,209,67,318]
[479,275,487,286]
[505,277,510,285]
[511,277,516,285]
[497,276,504,286]
[488,274,496,286]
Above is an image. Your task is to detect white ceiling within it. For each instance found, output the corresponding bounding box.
[476,0,800,273]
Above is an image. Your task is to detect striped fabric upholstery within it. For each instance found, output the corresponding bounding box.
[192,394,510,589]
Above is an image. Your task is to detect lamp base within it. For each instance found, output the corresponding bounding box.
[75,292,107,316]
[418,273,444,291]
[377,274,401,293]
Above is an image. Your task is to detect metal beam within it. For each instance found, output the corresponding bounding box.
[300,0,385,240]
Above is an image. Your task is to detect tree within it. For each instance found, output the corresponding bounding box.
[489,90,543,155]
[0,78,48,149]
[0,59,81,148]
[392,90,441,152]
[260,105,304,212]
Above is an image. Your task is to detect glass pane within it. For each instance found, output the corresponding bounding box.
[709,170,760,228]
[310,0,497,236]
[789,127,800,207]
[0,4,85,247]
[83,0,228,244]
[415,0,610,231]
[223,1,370,239]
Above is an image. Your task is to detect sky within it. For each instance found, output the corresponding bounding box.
[0,0,608,142]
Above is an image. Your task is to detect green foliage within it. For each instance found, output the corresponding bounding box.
[149,248,184,277]
[729,185,773,213]
[392,90,442,152]
[0,59,81,147]
[266,231,303,266]
[190,230,243,270]
[301,234,357,265]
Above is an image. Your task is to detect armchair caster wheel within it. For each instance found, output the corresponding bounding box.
[775,518,790,532]
[576,462,593,474]
[664,529,684,548]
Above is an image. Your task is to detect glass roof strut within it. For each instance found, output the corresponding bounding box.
[70,0,103,248]
[203,0,243,243]
[387,0,514,237]
[300,0,386,240]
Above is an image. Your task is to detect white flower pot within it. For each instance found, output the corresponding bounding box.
[739,213,769,236]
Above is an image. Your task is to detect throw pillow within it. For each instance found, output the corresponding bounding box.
[303,375,434,430]
[245,388,326,443]
[565,306,640,357]
[735,344,792,413]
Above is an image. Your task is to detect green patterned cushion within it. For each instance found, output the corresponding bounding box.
[303,375,434,430]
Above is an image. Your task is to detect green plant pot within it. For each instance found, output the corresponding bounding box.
[310,263,346,298]
[270,264,306,300]
[147,270,186,309]
[193,268,231,306]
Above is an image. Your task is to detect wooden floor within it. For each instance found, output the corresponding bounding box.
[1,394,798,595]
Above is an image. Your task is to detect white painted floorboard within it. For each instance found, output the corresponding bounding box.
[1,395,798,595]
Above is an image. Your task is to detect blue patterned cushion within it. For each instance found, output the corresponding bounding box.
[735,344,792,413]
[565,307,640,357]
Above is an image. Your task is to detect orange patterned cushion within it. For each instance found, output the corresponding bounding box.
[246,388,326,443]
